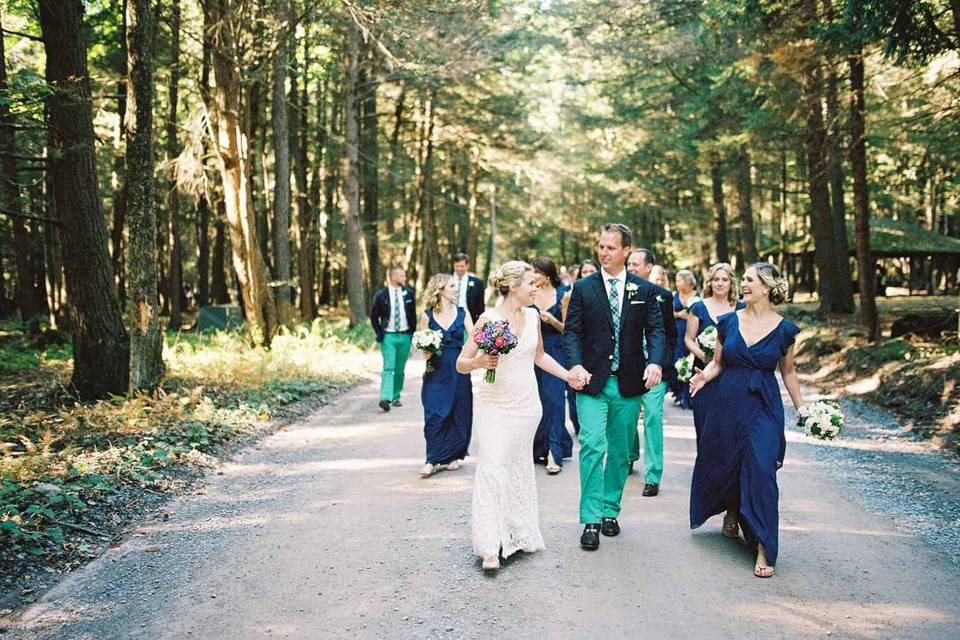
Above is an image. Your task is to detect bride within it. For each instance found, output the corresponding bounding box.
[457,261,587,571]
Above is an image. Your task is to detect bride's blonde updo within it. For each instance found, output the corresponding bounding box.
[488,260,533,296]
[751,262,789,305]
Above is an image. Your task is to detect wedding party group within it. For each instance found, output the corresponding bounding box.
[370,223,807,579]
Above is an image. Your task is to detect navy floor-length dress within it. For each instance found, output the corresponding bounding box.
[689,300,745,440]
[421,308,473,465]
[532,289,574,466]
[670,292,694,410]
[689,312,800,566]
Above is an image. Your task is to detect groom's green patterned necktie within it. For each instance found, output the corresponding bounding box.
[393,288,402,330]
[608,277,620,370]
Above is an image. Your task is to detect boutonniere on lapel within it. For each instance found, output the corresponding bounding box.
[656,294,666,303]
[625,282,639,297]
[468,281,475,287]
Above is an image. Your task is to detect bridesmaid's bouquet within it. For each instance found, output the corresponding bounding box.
[698,325,718,361]
[473,319,519,383]
[797,400,844,440]
[412,329,443,373]
[675,353,695,381]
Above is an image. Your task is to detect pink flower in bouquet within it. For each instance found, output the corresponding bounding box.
[474,319,519,383]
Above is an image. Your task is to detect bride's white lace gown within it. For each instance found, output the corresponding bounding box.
[471,306,546,559]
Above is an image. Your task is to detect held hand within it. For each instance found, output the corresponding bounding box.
[689,368,706,396]
[475,353,500,370]
[643,364,662,389]
[569,364,591,388]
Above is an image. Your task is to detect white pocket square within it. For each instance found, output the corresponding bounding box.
[630,300,645,305]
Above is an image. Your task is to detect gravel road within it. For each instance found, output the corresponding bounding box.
[9,365,960,639]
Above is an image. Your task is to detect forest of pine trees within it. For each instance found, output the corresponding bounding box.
[1,0,958,399]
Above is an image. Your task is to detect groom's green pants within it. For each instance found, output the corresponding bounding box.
[576,376,643,524]
[628,381,666,484]
[379,332,412,402]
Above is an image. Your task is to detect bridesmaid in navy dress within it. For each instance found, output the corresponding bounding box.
[418,273,475,478]
[670,270,699,410]
[531,257,573,474]
[689,263,804,578]
[684,262,744,441]
[561,259,598,435]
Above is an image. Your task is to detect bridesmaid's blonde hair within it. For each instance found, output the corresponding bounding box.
[424,273,454,313]
[703,262,739,304]
[488,260,532,296]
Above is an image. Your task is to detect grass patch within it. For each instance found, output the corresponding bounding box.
[1,319,376,571]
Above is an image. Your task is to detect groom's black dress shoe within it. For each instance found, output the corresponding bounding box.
[580,524,601,550]
[378,400,391,412]
[642,483,659,497]
[601,517,620,537]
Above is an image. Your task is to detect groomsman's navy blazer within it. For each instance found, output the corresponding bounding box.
[563,271,665,397]
[464,274,485,323]
[370,285,417,343]
[649,281,679,382]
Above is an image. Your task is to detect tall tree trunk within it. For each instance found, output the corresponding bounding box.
[824,37,852,295]
[126,0,164,392]
[386,87,405,235]
[359,48,380,291]
[466,146,481,265]
[110,0,128,305]
[271,0,293,326]
[341,18,367,326]
[849,39,879,341]
[211,203,230,304]
[736,143,758,263]
[39,0,130,398]
[710,153,729,264]
[248,82,270,263]
[195,21,213,308]
[291,35,315,320]
[801,0,853,315]
[416,88,438,282]
[204,0,276,345]
[166,0,184,330]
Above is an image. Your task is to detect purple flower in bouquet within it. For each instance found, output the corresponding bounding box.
[473,319,519,383]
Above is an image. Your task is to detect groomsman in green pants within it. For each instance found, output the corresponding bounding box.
[370,267,417,412]
[626,249,679,497]
[564,223,665,551]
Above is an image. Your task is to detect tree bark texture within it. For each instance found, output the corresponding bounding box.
[271,0,293,325]
[710,153,729,264]
[204,0,276,345]
[342,19,367,326]
[126,0,164,392]
[736,143,758,263]
[849,43,879,341]
[166,0,184,330]
[39,0,130,398]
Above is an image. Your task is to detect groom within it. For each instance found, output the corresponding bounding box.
[564,223,665,550]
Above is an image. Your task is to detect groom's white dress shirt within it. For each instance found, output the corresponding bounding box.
[600,267,627,315]
[385,285,409,332]
[454,273,470,309]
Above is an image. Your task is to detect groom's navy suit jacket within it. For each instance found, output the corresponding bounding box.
[563,271,666,398]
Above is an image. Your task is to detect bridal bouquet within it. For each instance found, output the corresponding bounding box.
[675,353,695,382]
[698,325,718,361]
[797,400,844,440]
[473,319,519,383]
[412,329,443,373]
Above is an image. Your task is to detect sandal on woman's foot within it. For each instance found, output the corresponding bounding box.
[722,512,740,539]
[546,451,561,475]
[446,460,460,471]
[420,463,439,477]
[482,555,500,571]
[754,545,775,578]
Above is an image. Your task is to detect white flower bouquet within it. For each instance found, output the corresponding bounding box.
[675,353,695,381]
[797,400,844,440]
[698,325,718,361]
[412,329,443,373]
